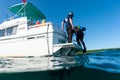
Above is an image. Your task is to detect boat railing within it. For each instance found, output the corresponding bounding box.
[28,22,52,29]
[4,17,14,21]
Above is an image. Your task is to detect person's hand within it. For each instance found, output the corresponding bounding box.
[73,28,78,32]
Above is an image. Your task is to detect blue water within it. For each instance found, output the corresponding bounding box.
[0,49,120,80]
[86,49,120,73]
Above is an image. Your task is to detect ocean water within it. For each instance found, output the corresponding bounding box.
[0,49,120,80]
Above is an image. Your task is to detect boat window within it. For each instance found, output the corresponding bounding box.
[6,25,18,36]
[27,21,35,26]
[0,29,5,37]
[27,21,35,29]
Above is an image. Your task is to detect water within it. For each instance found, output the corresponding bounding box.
[0,49,120,80]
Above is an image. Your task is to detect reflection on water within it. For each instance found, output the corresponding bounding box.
[0,49,120,80]
[52,55,89,70]
[0,55,89,73]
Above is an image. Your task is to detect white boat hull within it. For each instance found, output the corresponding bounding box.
[0,17,81,57]
[0,36,51,57]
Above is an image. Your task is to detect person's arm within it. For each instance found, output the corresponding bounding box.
[61,21,64,31]
[69,18,74,29]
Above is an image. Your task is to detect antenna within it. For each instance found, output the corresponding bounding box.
[22,0,27,16]
[23,2,26,16]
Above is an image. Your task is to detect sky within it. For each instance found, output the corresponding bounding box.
[0,0,120,50]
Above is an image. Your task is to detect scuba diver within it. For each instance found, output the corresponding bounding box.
[73,26,87,53]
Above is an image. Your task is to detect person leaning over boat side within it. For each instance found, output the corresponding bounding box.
[73,26,87,53]
[62,12,74,43]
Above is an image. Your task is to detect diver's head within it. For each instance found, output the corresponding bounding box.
[82,27,86,31]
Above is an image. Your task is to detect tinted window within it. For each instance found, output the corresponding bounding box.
[0,29,5,37]
[6,25,18,36]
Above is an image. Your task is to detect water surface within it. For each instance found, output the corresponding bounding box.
[0,49,120,80]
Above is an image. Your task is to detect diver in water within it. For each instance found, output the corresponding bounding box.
[73,26,87,53]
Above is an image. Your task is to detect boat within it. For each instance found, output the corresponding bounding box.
[0,2,81,57]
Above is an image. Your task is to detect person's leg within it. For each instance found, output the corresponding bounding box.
[66,26,72,43]
[66,26,69,42]
[80,35,86,53]
[69,27,72,43]
[82,41,86,53]
[76,36,81,46]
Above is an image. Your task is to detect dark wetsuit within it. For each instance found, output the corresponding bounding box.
[74,27,86,53]
[63,15,73,43]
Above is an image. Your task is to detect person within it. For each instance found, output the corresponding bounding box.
[62,12,74,43]
[73,26,87,53]
[36,20,40,24]
[42,19,46,23]
[36,20,40,28]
